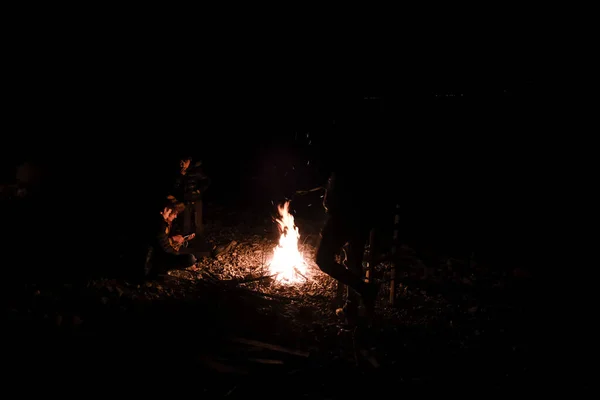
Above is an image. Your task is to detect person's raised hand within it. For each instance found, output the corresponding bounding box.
[160,207,171,219]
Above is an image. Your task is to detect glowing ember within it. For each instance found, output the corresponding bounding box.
[268,201,308,284]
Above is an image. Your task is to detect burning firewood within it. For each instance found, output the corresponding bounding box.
[268,201,309,284]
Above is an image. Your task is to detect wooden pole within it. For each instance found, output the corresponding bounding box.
[365,228,376,283]
[389,204,401,305]
[336,246,348,306]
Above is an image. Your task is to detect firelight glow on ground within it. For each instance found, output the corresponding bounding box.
[268,201,309,284]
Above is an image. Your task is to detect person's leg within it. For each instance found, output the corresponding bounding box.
[144,246,158,279]
[344,228,369,305]
[175,253,197,268]
[147,253,172,278]
[334,223,372,324]
[182,204,193,234]
[179,244,210,260]
[188,199,211,256]
[316,215,369,296]
[155,253,197,274]
[193,200,204,237]
[145,245,159,273]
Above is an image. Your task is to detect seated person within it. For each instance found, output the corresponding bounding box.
[148,201,198,276]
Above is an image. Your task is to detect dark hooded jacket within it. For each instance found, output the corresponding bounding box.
[172,162,211,204]
[322,116,396,222]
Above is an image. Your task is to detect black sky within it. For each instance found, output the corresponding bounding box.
[1,16,549,270]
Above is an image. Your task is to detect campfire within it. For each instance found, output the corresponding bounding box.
[268,201,309,284]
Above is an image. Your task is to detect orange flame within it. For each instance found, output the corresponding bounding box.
[268,201,308,283]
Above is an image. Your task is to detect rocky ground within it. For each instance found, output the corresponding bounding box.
[3,205,534,397]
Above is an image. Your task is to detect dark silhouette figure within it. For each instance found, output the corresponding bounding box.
[315,97,394,323]
[315,140,391,322]
[170,156,211,238]
[316,173,378,322]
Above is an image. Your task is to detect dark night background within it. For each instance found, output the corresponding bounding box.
[3,53,542,273]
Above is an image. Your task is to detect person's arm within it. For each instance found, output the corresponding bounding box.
[157,223,176,254]
[197,176,211,193]
[322,173,336,213]
[188,168,210,192]
[169,173,185,201]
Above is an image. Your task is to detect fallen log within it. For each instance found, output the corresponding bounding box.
[255,291,303,302]
[230,337,309,358]
[358,348,380,368]
[247,358,284,365]
[213,240,238,256]
[202,270,222,282]
[293,267,309,281]
[199,356,248,374]
[231,274,277,285]
[237,288,302,302]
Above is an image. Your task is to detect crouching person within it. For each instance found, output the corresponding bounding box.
[145,201,198,278]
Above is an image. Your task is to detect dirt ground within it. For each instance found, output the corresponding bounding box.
[3,205,534,396]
